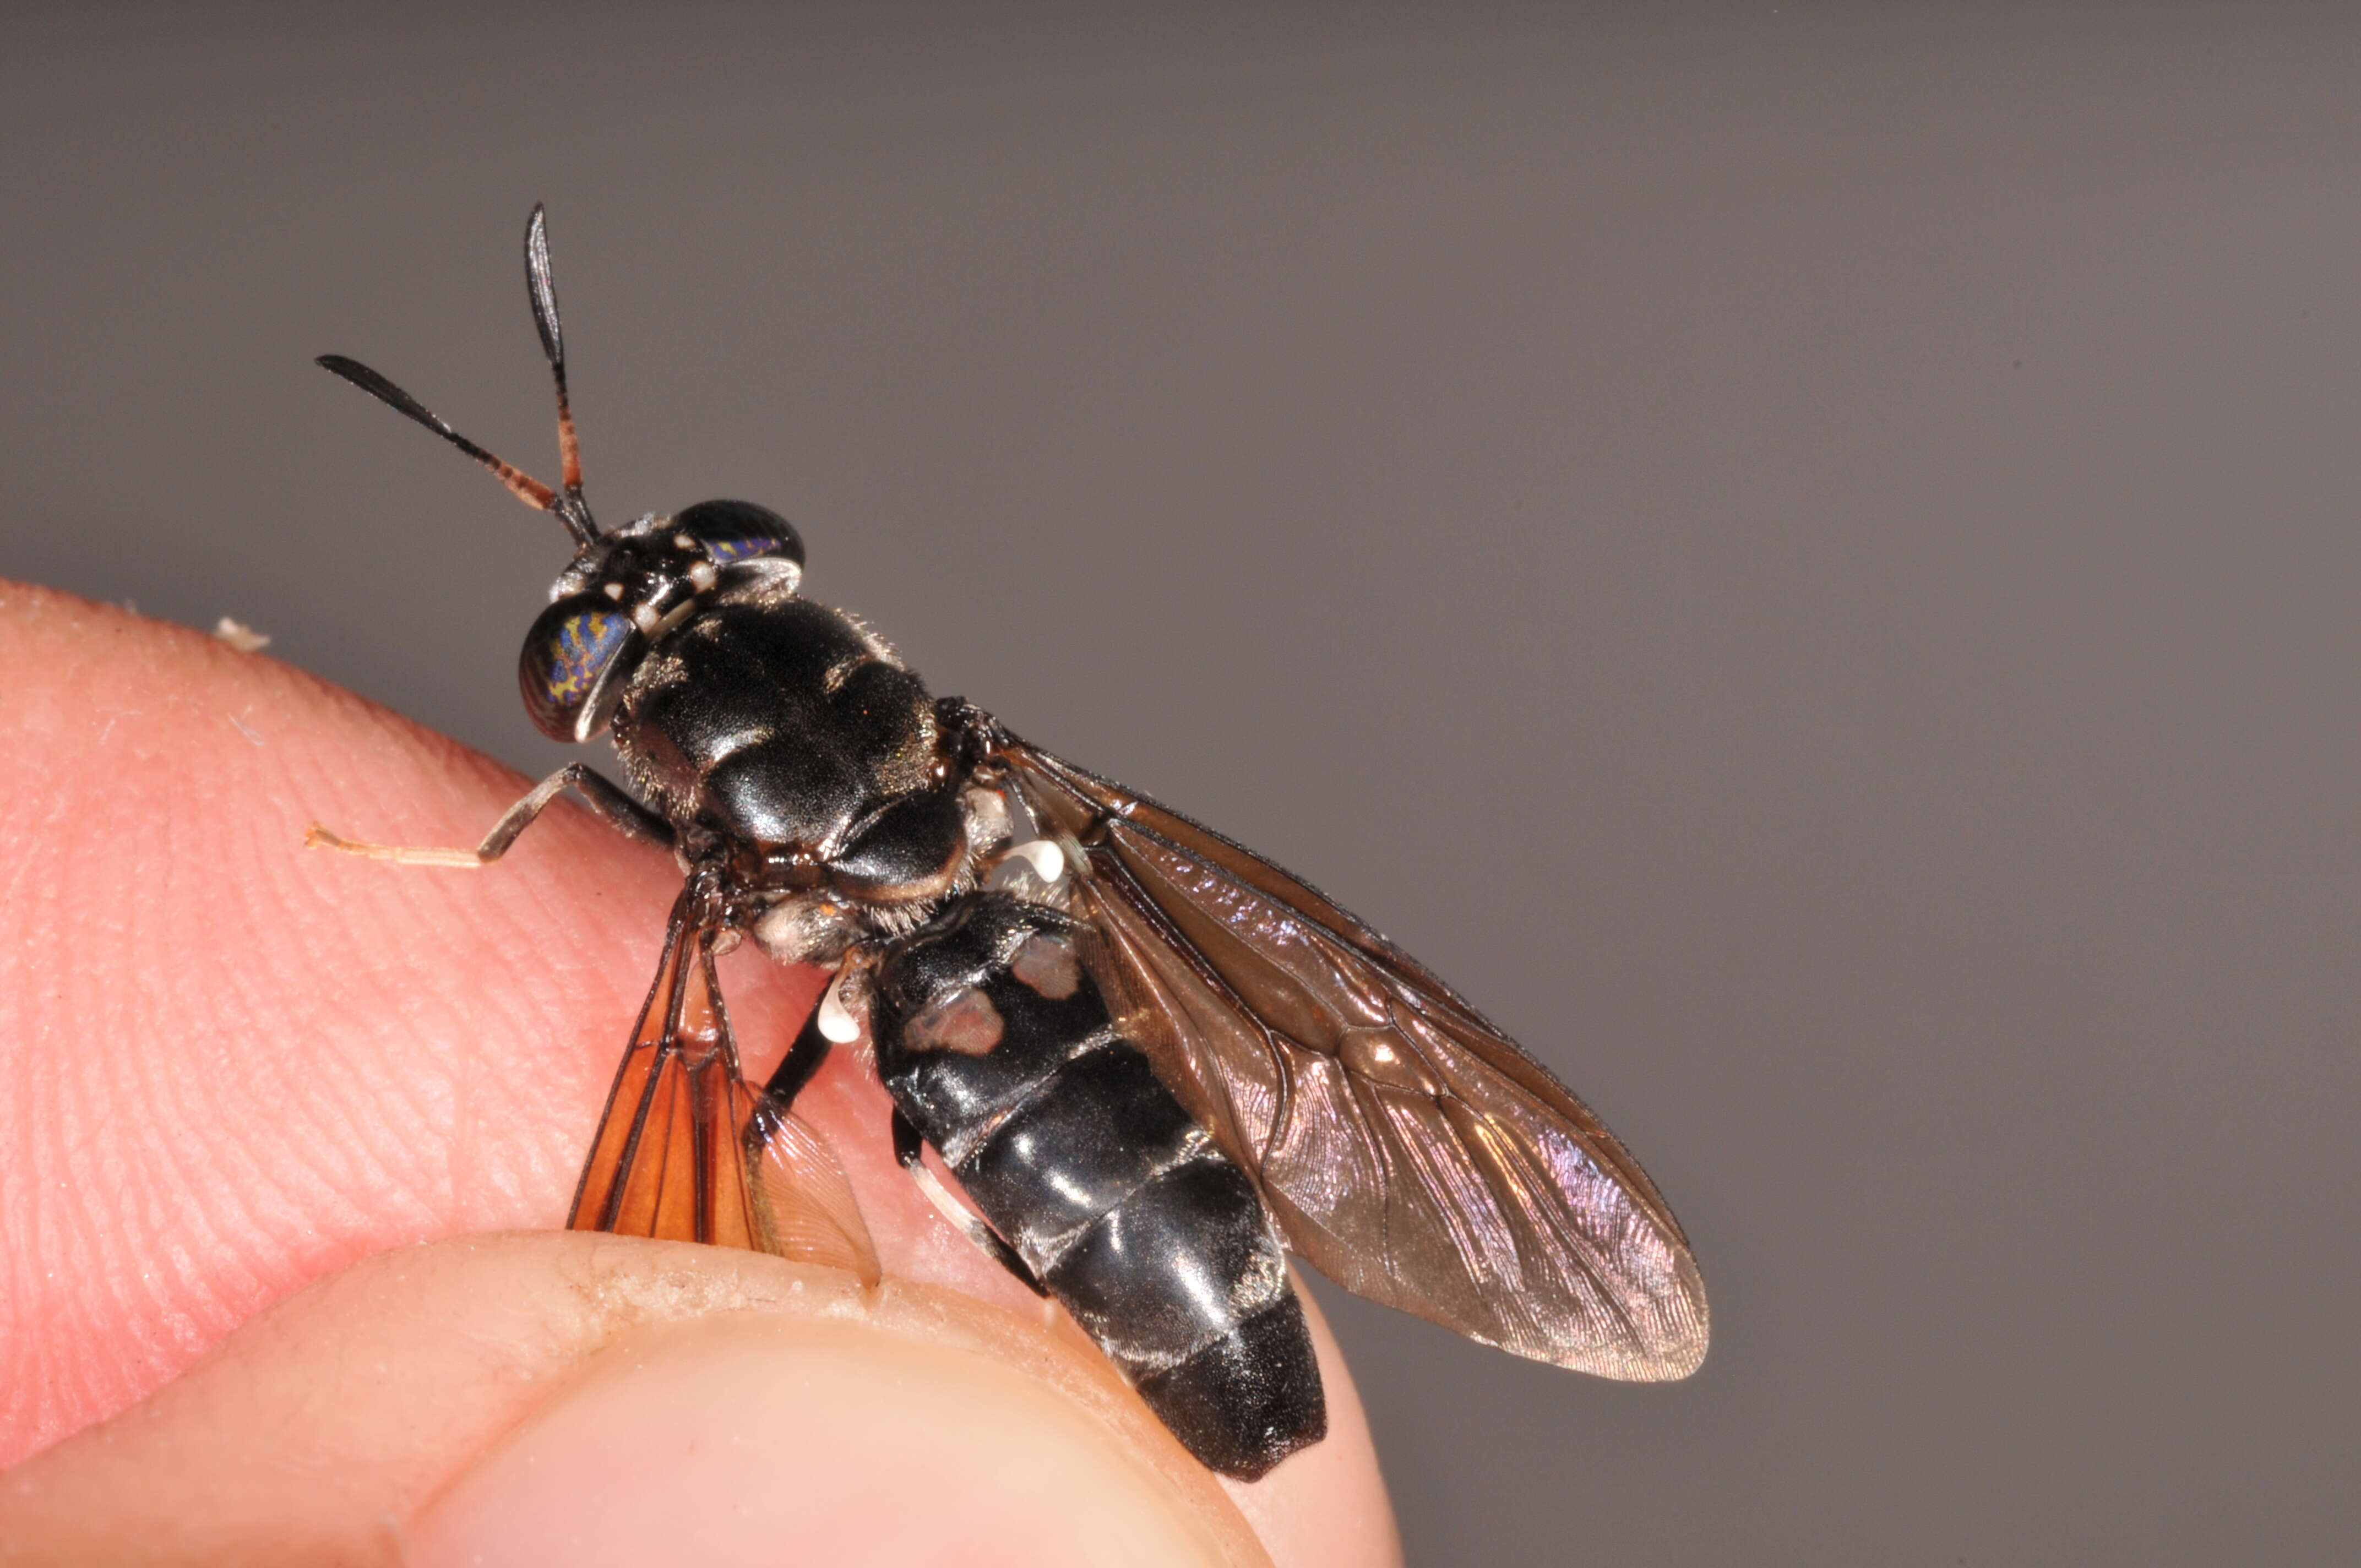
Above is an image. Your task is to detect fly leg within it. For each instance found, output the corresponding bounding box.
[892,1108,1047,1297]
[762,1002,833,1109]
[762,956,867,1113]
[307,761,673,865]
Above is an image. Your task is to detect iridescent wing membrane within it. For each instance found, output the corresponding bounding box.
[997,742,1708,1379]
[569,886,879,1284]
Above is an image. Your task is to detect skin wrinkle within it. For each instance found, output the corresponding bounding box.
[110,836,266,1277]
[43,903,282,1435]
[0,792,74,912]
[293,1021,455,1228]
[337,1061,454,1218]
[275,935,460,1195]
[1,1028,49,1381]
[77,1131,155,1396]
[104,1108,227,1361]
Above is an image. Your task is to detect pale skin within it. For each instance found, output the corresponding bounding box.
[0,584,1402,1567]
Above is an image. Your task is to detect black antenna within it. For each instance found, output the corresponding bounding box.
[523,204,596,540]
[314,205,602,547]
[318,352,586,531]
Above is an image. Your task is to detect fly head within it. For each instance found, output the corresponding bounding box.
[523,503,805,743]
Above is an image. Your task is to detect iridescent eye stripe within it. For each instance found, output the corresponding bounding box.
[704,535,780,563]
[544,607,630,704]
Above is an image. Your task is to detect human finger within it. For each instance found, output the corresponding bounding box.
[0,1233,1276,1566]
[0,584,1398,1565]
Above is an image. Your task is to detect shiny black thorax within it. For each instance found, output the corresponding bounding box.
[517,502,971,938]
[613,581,967,908]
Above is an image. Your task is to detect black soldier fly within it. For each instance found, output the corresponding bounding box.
[309,207,1710,1479]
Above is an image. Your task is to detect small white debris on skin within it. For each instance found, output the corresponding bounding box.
[212,617,270,652]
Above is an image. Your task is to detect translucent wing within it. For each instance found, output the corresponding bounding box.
[569,895,879,1284]
[994,736,1707,1379]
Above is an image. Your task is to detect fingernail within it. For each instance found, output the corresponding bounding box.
[404,1311,1237,1568]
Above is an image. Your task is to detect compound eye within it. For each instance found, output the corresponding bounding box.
[519,593,643,742]
[674,499,805,569]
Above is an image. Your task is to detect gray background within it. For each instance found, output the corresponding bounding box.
[6,4,2356,1562]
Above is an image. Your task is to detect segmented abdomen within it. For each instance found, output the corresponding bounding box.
[872,894,1326,1479]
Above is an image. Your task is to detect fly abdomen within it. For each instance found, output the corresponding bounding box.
[873,893,1326,1479]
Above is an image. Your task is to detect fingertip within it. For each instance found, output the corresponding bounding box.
[407,1311,1242,1568]
[0,1235,1277,1568]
